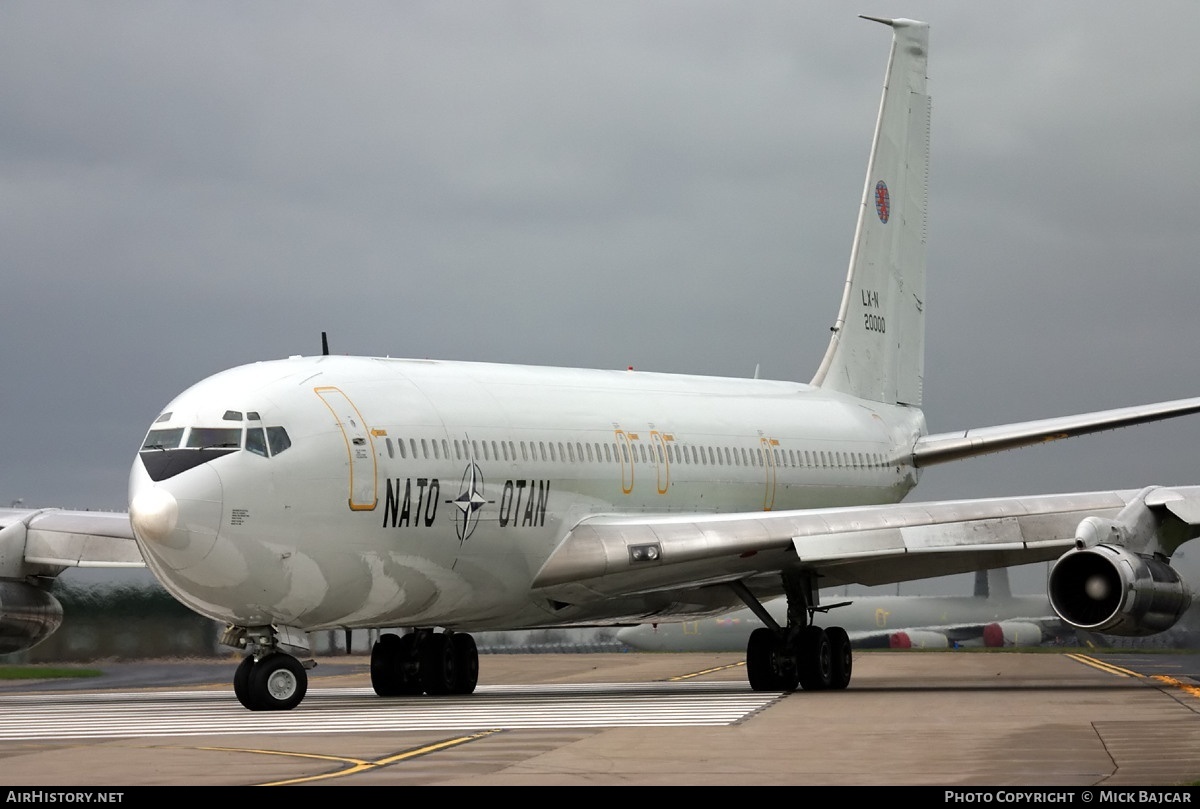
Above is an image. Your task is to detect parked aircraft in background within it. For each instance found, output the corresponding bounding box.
[616,568,1066,652]
[1,17,1199,711]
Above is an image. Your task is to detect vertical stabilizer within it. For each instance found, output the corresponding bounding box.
[811,18,929,406]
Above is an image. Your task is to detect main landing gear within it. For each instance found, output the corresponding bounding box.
[370,629,479,697]
[736,573,853,692]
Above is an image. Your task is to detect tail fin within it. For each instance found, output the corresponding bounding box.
[811,17,929,407]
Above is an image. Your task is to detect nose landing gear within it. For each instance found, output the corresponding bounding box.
[233,651,309,711]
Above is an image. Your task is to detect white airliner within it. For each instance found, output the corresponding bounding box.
[3,16,1200,711]
[615,568,1066,652]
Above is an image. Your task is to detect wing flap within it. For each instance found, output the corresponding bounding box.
[530,489,1164,601]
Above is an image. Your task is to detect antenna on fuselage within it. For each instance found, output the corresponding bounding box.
[321,331,329,356]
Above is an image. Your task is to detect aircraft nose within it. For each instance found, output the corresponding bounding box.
[127,462,222,571]
[129,487,178,544]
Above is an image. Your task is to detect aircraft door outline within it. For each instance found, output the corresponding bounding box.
[613,429,634,494]
[649,430,670,494]
[759,436,778,511]
[314,386,378,511]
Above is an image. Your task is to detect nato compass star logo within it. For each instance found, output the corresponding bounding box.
[448,462,492,543]
[875,180,890,223]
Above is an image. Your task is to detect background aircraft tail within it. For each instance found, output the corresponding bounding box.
[811,17,929,407]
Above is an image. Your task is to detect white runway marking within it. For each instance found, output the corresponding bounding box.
[0,681,781,741]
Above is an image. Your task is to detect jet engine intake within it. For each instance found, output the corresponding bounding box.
[1048,545,1190,636]
[0,580,64,655]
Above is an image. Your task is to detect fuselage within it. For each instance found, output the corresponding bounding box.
[127,355,927,634]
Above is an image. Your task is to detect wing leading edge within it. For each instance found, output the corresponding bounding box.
[0,508,143,571]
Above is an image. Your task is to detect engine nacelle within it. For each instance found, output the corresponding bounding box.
[982,621,1044,648]
[1048,545,1191,636]
[888,630,949,649]
[0,580,64,654]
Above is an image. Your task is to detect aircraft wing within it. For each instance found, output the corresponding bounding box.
[911,396,1200,466]
[532,485,1200,604]
[0,508,143,571]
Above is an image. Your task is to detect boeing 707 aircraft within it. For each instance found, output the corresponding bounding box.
[2,17,1200,711]
[616,568,1065,652]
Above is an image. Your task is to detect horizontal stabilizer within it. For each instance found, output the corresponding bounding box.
[911,396,1200,467]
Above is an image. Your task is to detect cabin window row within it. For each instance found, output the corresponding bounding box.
[381,436,890,470]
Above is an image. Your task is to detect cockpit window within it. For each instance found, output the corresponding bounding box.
[267,426,292,456]
[246,427,268,457]
[222,410,243,421]
[142,427,185,450]
[153,412,173,424]
[186,427,242,449]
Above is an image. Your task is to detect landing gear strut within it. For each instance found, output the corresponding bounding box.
[737,573,852,692]
[370,629,479,697]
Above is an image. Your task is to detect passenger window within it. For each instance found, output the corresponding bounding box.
[246,427,268,457]
[267,427,292,456]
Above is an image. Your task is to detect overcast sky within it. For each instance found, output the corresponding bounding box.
[4,3,1200,595]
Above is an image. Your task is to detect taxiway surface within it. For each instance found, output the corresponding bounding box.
[1,650,1198,786]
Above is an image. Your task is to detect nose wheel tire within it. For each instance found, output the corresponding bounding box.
[233,654,259,710]
[234,652,308,711]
